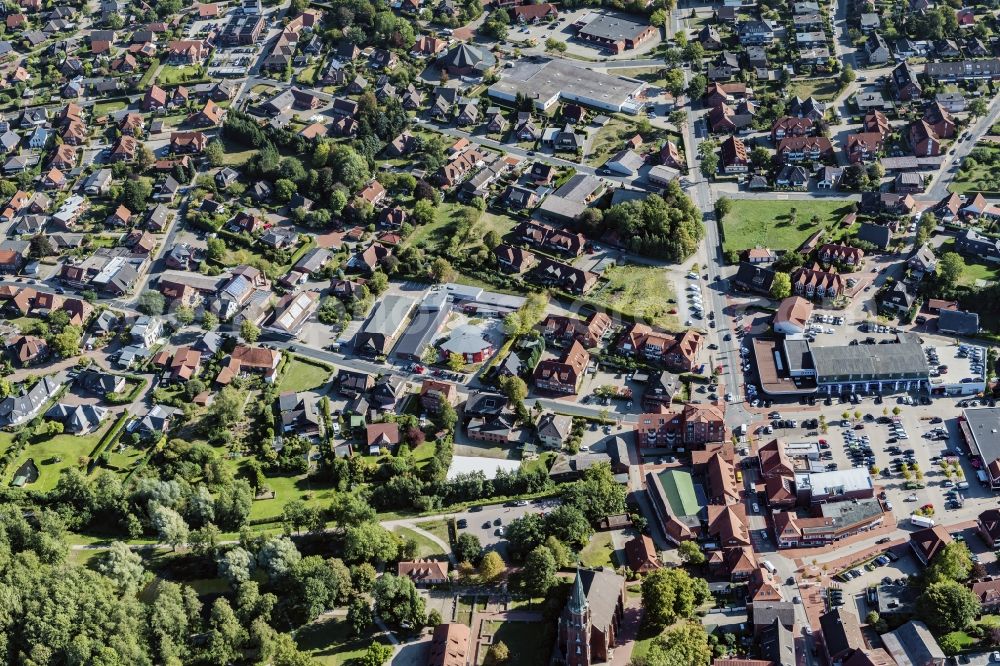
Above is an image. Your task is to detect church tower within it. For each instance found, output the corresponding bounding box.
[559,570,592,666]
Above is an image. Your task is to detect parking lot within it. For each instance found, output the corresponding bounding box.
[448,498,562,557]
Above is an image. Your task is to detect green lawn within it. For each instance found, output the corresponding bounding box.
[951,144,1000,194]
[480,210,518,239]
[522,451,556,475]
[483,621,554,666]
[939,239,1000,286]
[157,64,201,85]
[92,100,128,116]
[789,78,841,102]
[136,58,161,90]
[1,425,110,492]
[405,202,480,253]
[578,531,616,568]
[219,136,258,166]
[225,460,340,521]
[589,264,679,331]
[587,117,676,167]
[414,518,451,547]
[392,526,448,559]
[297,64,319,85]
[275,357,332,394]
[295,617,391,665]
[412,441,437,466]
[721,199,855,253]
[612,66,668,87]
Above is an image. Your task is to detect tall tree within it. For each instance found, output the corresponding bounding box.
[372,574,426,629]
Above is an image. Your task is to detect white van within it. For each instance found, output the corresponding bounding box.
[762,560,777,574]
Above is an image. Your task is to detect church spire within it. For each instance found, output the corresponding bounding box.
[568,569,587,615]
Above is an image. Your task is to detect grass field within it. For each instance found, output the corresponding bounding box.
[275,358,331,394]
[226,460,340,521]
[220,136,258,166]
[721,199,855,253]
[951,144,1000,194]
[578,531,616,568]
[610,66,667,87]
[157,64,201,85]
[1,425,110,492]
[405,202,480,253]
[587,117,671,167]
[295,617,391,665]
[414,518,451,547]
[589,264,679,330]
[137,58,161,90]
[92,100,128,116]
[483,621,554,666]
[392,526,448,558]
[939,239,1000,286]
[789,78,841,102]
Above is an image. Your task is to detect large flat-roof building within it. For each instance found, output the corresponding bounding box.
[793,467,875,504]
[810,343,929,394]
[488,58,644,114]
[960,406,1000,490]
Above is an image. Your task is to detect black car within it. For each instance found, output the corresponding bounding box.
[457,519,468,528]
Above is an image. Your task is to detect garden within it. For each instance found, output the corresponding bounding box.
[720,199,856,254]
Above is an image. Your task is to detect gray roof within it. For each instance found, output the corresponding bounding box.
[394,301,450,359]
[439,43,496,71]
[361,294,417,337]
[294,247,331,273]
[937,309,979,335]
[439,324,491,355]
[488,59,643,114]
[568,568,624,634]
[810,342,929,382]
[45,403,107,433]
[606,149,645,173]
[139,404,178,434]
[819,607,863,657]
[961,406,1000,467]
[751,602,796,629]
[0,376,63,426]
[759,619,795,666]
[578,14,651,42]
[882,621,945,666]
[464,392,509,417]
[857,222,891,249]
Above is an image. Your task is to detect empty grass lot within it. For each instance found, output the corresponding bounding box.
[483,621,554,666]
[414,518,451,547]
[275,357,332,394]
[219,136,258,166]
[721,199,855,253]
[404,202,466,252]
[951,144,1000,194]
[157,64,201,85]
[789,78,841,102]
[609,66,667,87]
[590,264,679,330]
[578,531,616,568]
[0,425,110,491]
[392,526,447,558]
[295,617,392,665]
[92,100,128,116]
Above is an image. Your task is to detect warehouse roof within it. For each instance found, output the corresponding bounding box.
[811,343,929,380]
